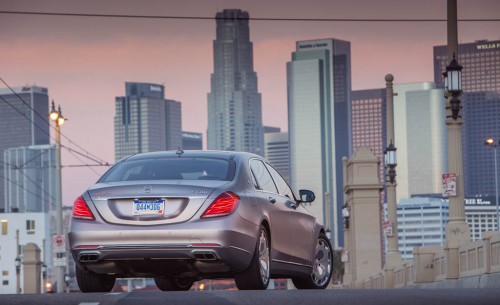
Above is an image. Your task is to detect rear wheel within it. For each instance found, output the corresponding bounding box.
[154,277,193,291]
[292,234,332,289]
[76,264,115,293]
[235,226,270,290]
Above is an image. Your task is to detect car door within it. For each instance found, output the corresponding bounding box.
[264,162,317,267]
[249,159,292,263]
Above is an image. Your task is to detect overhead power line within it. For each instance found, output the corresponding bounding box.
[0,76,110,167]
[0,10,499,22]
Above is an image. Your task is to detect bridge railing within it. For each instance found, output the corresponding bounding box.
[348,231,500,288]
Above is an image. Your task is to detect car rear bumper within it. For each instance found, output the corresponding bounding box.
[68,214,258,277]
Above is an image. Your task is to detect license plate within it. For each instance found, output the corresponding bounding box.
[133,199,165,216]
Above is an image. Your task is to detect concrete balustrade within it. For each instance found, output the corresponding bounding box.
[346,231,500,289]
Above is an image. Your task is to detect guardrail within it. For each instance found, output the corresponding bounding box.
[348,231,500,288]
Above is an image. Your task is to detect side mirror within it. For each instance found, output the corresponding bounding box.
[299,189,315,203]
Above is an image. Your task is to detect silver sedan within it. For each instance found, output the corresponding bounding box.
[68,150,332,291]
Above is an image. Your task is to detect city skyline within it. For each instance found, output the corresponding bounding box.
[1,0,499,205]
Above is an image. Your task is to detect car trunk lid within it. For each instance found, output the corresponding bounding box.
[87,180,228,225]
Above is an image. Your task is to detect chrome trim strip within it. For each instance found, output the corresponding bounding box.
[272,259,312,268]
[89,244,191,250]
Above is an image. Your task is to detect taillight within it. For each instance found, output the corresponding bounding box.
[201,192,240,219]
[72,195,95,220]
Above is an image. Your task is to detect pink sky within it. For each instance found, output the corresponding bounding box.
[1,0,499,206]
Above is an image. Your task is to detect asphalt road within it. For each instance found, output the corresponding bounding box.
[1,289,499,305]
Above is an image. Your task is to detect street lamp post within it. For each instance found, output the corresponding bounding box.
[15,256,21,294]
[383,74,402,272]
[485,138,499,231]
[15,229,20,294]
[49,101,66,294]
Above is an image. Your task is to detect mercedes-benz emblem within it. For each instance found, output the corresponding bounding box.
[143,186,152,193]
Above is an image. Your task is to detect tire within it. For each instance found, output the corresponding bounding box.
[76,264,115,293]
[154,277,193,291]
[292,234,333,289]
[235,226,270,290]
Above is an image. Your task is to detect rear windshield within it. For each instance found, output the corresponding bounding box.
[99,157,235,182]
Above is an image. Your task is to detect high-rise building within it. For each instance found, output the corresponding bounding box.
[207,9,264,155]
[394,197,449,261]
[394,195,498,260]
[264,132,290,184]
[393,83,447,201]
[4,145,56,213]
[0,86,50,212]
[114,82,182,161]
[287,38,351,248]
[351,89,387,185]
[433,40,500,197]
[182,131,203,150]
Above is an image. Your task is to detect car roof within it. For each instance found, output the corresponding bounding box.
[122,150,261,162]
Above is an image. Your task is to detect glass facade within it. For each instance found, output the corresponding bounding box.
[393,83,447,201]
[287,38,351,248]
[207,9,264,155]
[433,40,500,197]
[0,86,49,212]
[264,132,290,184]
[182,132,203,150]
[3,145,56,213]
[351,89,386,186]
[394,197,449,261]
[114,82,182,161]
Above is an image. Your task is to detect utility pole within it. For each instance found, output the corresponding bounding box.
[49,101,66,293]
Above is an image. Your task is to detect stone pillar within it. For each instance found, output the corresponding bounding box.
[413,246,441,283]
[23,243,42,294]
[341,157,353,287]
[343,147,384,288]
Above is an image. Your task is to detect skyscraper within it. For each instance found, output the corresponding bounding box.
[434,40,500,197]
[264,131,290,184]
[207,9,264,155]
[287,38,352,248]
[182,131,203,150]
[391,82,447,201]
[114,82,182,161]
[351,88,387,184]
[4,145,56,213]
[0,86,50,212]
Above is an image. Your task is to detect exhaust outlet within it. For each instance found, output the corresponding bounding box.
[78,253,99,263]
[193,251,217,261]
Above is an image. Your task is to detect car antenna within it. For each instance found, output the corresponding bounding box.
[176,147,184,157]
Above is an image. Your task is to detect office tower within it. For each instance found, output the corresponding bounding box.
[394,195,497,260]
[351,89,387,184]
[393,83,447,201]
[207,9,264,155]
[114,82,182,161]
[182,131,203,150]
[4,145,56,213]
[394,197,449,260]
[264,132,290,184]
[287,38,351,248]
[0,86,50,212]
[465,196,498,240]
[434,40,500,197]
[263,126,281,134]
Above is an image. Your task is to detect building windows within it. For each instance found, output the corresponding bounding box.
[2,270,8,276]
[2,280,8,286]
[26,220,35,234]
